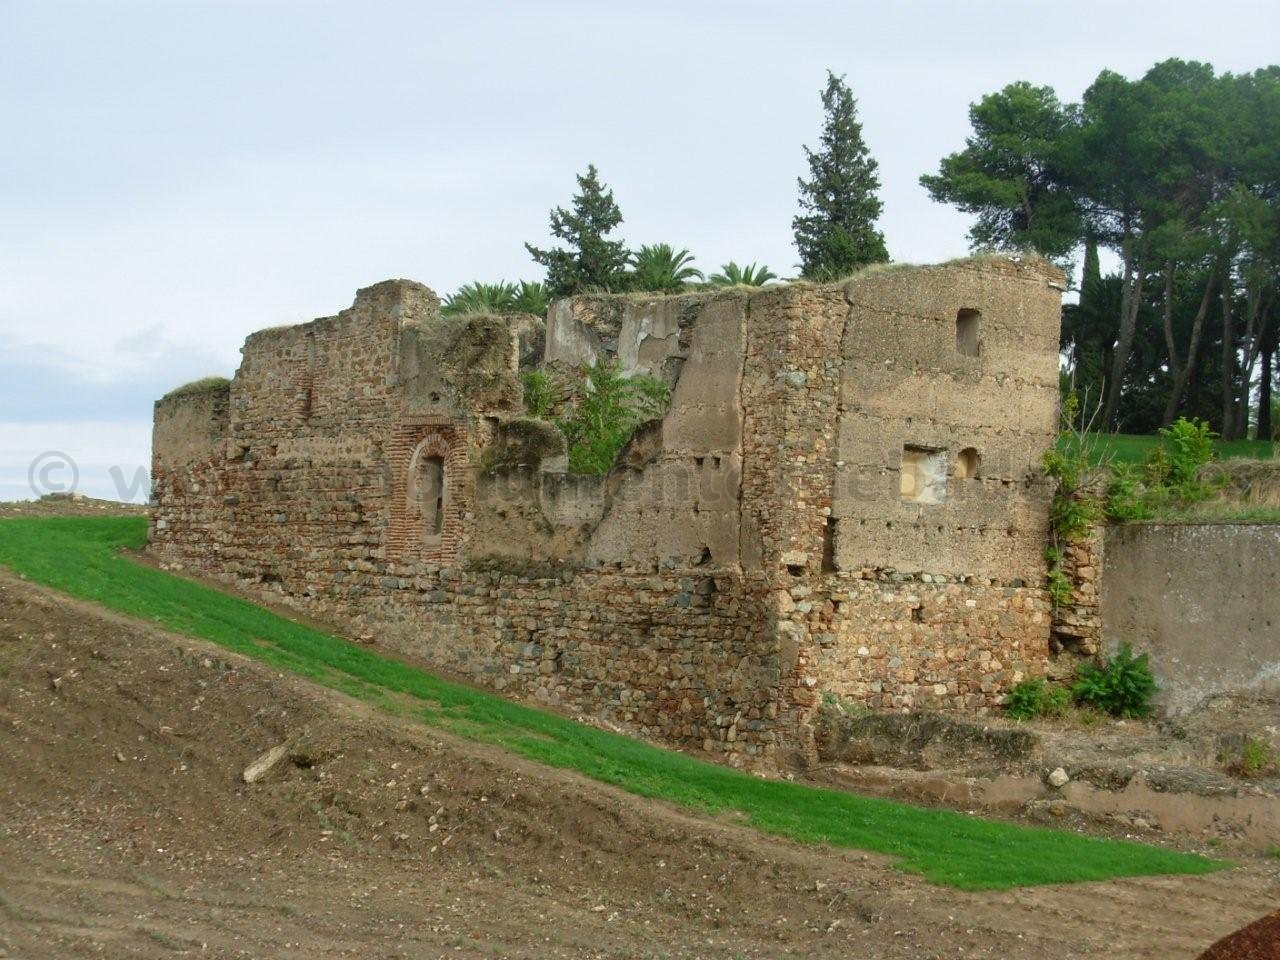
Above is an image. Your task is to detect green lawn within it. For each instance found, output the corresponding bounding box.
[0,516,1226,890]
[1061,432,1274,467]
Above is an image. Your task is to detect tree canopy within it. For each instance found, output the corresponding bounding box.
[525,164,631,297]
[925,60,1280,437]
[793,72,889,279]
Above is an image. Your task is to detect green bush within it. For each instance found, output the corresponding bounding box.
[1005,678,1070,721]
[1104,462,1154,522]
[519,369,559,418]
[1042,394,1103,541]
[1072,644,1157,718]
[1100,417,1220,523]
[1235,737,1278,778]
[557,361,669,474]
[1042,547,1073,607]
[1159,417,1216,494]
[521,361,670,475]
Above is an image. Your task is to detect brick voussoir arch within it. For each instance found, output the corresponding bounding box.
[388,423,468,564]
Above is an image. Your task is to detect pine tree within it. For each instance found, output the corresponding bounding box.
[525,165,630,297]
[793,72,888,279]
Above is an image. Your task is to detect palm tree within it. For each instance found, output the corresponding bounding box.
[441,282,518,316]
[707,261,778,287]
[628,244,703,293]
[511,280,550,316]
[443,280,552,317]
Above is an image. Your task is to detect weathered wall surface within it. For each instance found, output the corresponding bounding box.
[1100,523,1280,714]
[830,262,1059,582]
[732,261,1063,724]
[151,257,1064,763]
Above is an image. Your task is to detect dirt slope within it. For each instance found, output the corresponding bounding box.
[1,570,1277,959]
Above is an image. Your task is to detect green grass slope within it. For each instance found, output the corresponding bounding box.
[1062,432,1274,467]
[0,516,1226,890]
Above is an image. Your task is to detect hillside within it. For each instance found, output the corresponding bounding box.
[0,507,1277,958]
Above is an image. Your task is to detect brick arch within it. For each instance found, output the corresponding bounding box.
[388,422,468,563]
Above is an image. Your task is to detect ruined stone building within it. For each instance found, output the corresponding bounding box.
[150,257,1064,762]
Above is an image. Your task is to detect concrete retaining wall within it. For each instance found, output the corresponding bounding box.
[1100,523,1280,714]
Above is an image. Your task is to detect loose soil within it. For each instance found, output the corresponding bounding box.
[815,688,1280,851]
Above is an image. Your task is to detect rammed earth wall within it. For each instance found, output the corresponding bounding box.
[150,258,1065,765]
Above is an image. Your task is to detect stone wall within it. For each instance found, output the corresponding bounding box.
[151,257,1065,764]
[1050,523,1105,661]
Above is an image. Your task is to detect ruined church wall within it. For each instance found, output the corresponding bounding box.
[149,258,1064,762]
[537,291,750,571]
[149,281,794,761]
[151,282,427,586]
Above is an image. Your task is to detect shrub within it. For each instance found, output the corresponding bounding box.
[1234,737,1278,778]
[1072,644,1157,718]
[531,360,670,475]
[1159,417,1216,494]
[1042,394,1103,541]
[1005,678,1070,721]
[561,363,668,474]
[1043,549,1073,607]
[520,369,559,418]
[1104,462,1154,522]
[1100,417,1220,523]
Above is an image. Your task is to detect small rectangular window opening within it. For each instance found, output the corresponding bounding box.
[900,446,948,504]
[956,308,981,357]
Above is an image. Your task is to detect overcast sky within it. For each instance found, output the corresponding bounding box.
[3,0,1278,500]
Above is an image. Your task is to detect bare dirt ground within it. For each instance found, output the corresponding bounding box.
[0,494,148,520]
[1,502,1278,958]
[815,695,1280,851]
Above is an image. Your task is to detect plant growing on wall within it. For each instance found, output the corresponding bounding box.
[1040,393,1106,608]
[793,71,889,280]
[555,361,669,475]
[526,165,631,297]
[707,262,778,286]
[519,370,560,419]
[628,244,703,293]
[522,361,670,475]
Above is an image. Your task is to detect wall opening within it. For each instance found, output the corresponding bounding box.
[900,446,948,504]
[412,455,446,540]
[955,447,981,479]
[955,308,981,357]
[298,331,318,419]
[822,518,838,572]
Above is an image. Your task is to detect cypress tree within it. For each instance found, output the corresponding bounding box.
[525,164,630,297]
[793,72,889,279]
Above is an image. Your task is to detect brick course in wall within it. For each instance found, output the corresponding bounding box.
[151,260,1066,765]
